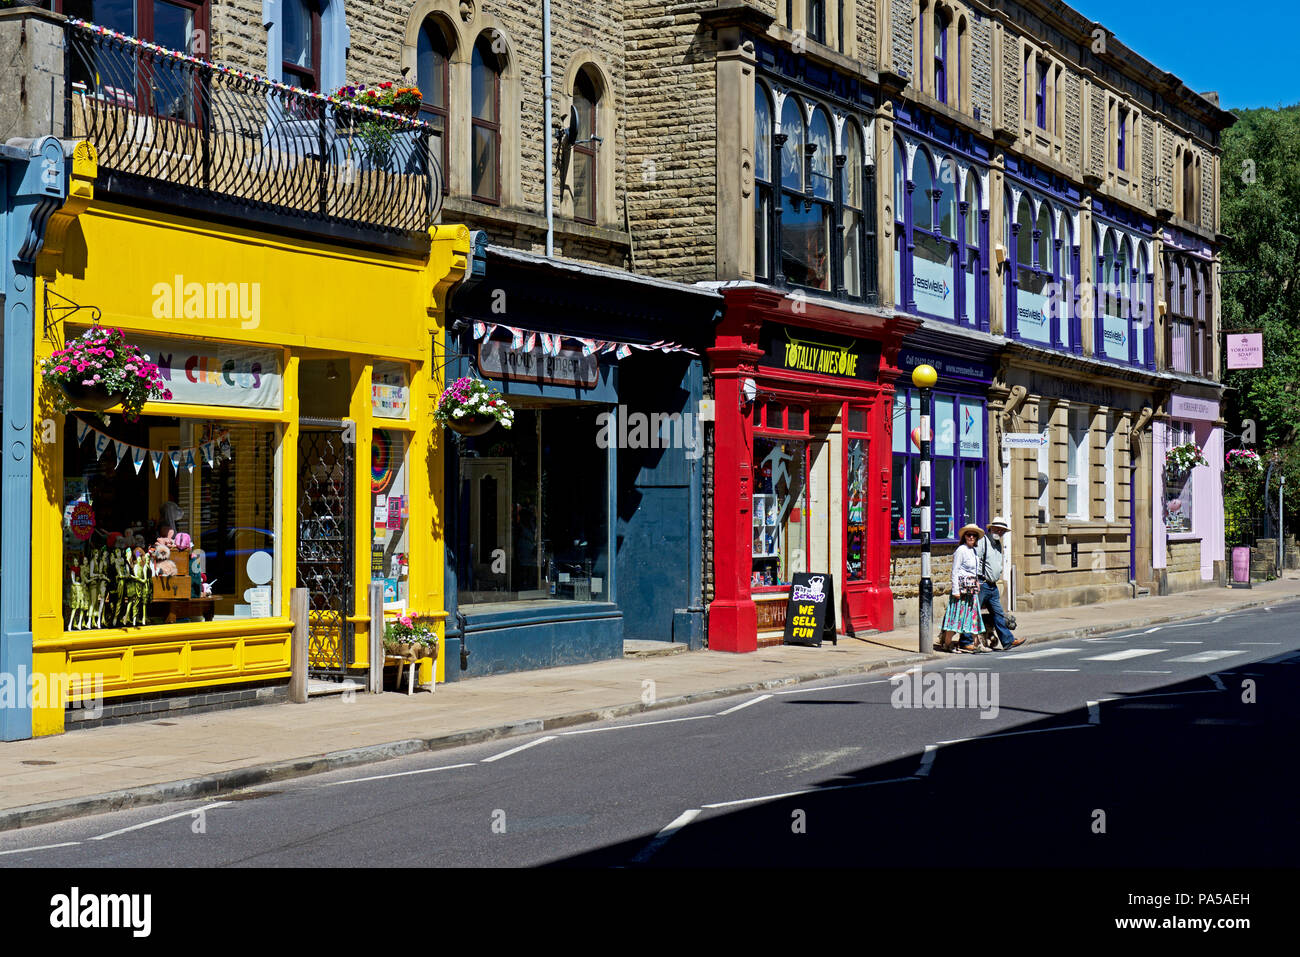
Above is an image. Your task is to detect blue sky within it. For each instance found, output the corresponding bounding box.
[1069,0,1300,110]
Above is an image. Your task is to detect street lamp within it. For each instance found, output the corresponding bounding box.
[912,363,938,653]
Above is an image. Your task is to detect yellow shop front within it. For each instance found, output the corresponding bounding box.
[30,195,470,736]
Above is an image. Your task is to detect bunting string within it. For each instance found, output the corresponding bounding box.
[73,417,228,476]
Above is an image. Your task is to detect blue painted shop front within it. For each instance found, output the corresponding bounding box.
[440,244,721,679]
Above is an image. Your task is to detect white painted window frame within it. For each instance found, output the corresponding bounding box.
[1067,405,1090,520]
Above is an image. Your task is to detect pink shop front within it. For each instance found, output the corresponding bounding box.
[1153,391,1226,593]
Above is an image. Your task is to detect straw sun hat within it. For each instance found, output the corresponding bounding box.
[957,523,984,541]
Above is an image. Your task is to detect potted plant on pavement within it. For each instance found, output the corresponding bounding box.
[383,614,438,659]
[435,376,514,436]
[40,326,173,423]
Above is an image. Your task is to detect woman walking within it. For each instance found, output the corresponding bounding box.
[939,524,987,652]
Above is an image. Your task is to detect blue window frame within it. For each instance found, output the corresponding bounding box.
[1093,225,1154,369]
[891,387,986,544]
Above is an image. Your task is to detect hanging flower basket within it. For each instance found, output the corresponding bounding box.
[435,377,514,435]
[39,326,172,423]
[1225,448,1263,472]
[1165,441,1208,478]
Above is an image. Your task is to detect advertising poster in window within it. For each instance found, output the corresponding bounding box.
[912,242,956,320]
[372,361,409,419]
[1165,473,1193,533]
[1016,284,1052,344]
[959,398,984,457]
[1101,312,1130,361]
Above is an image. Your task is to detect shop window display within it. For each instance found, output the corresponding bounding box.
[370,429,409,609]
[61,414,279,630]
[455,405,609,604]
[845,406,870,582]
[751,437,809,588]
[891,388,985,542]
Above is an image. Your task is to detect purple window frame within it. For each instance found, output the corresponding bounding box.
[1118,112,1127,170]
[935,14,947,104]
[891,387,987,545]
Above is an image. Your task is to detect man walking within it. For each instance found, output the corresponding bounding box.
[977,517,1024,650]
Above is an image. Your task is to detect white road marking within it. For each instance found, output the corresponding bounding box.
[0,841,81,857]
[1006,646,1083,659]
[319,762,475,787]
[717,694,772,715]
[771,679,889,695]
[1238,642,1281,645]
[90,802,232,841]
[916,744,938,777]
[560,715,713,735]
[1081,637,1120,642]
[480,736,557,763]
[1082,648,1165,662]
[937,723,1091,745]
[1122,670,1173,674]
[1033,668,1080,672]
[702,776,918,811]
[630,809,700,863]
[1166,650,1249,664]
[1164,640,1203,644]
[1209,673,1226,690]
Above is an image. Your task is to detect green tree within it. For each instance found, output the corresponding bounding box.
[1220,104,1300,537]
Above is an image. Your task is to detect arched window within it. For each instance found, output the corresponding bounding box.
[571,68,600,224]
[1011,196,1053,344]
[808,107,833,201]
[1168,258,1190,372]
[842,120,865,297]
[755,83,774,281]
[471,34,504,204]
[962,173,981,325]
[911,150,955,320]
[894,137,907,307]
[283,0,322,91]
[417,17,451,193]
[781,101,831,290]
[1096,231,1136,362]
[1136,245,1150,367]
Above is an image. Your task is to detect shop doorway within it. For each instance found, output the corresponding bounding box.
[298,419,355,679]
[460,457,513,599]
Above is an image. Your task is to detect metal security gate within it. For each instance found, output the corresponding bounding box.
[298,419,355,680]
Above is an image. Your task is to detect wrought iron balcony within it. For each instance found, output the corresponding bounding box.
[63,19,443,248]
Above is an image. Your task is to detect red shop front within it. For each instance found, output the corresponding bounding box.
[708,287,917,652]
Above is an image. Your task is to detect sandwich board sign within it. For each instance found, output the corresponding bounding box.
[782,573,838,646]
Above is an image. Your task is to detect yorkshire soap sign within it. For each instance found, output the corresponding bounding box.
[1226,333,1264,370]
[760,325,878,381]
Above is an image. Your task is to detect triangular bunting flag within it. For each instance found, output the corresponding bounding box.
[616,344,632,360]
[540,333,555,356]
[473,320,488,340]
[115,440,130,465]
[184,449,197,473]
[600,341,618,354]
[75,419,91,445]
[150,450,164,478]
[132,446,147,474]
[524,332,537,353]
[509,327,523,350]
[94,430,111,459]
[200,441,215,468]
[168,451,181,474]
[578,338,597,357]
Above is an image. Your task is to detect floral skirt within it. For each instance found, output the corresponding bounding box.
[942,592,982,635]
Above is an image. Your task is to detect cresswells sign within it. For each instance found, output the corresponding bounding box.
[759,325,879,381]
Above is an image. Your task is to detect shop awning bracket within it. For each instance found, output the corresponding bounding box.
[42,287,102,347]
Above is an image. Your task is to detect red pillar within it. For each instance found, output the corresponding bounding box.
[707,355,759,653]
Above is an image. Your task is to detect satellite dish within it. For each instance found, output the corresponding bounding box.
[564,104,580,146]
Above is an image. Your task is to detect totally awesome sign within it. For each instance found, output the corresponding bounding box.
[759,325,879,381]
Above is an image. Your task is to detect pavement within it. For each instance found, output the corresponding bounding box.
[2,572,1298,833]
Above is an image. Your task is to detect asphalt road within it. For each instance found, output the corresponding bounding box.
[2,600,1298,868]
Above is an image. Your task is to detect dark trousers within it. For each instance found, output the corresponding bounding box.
[979,581,1014,649]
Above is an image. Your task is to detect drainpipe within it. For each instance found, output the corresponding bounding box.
[543,0,554,257]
